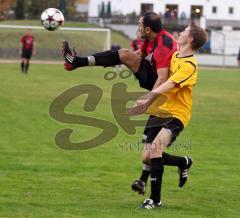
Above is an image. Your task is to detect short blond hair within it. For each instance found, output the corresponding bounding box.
[189,24,207,50]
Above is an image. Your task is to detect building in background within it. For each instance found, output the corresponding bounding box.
[75,0,89,17]
[88,0,240,29]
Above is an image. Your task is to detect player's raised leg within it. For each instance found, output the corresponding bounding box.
[62,41,141,72]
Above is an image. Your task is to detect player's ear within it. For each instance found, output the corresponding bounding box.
[188,36,194,44]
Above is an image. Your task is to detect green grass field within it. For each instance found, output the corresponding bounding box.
[0,20,131,46]
[0,64,240,218]
[0,20,131,60]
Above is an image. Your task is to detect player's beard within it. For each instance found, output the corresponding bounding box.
[140,32,149,40]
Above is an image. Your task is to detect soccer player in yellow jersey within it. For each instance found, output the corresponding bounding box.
[128,23,207,209]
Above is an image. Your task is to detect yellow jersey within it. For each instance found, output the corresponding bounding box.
[147,51,198,127]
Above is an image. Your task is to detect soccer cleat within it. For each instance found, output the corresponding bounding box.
[62,40,77,71]
[178,156,193,187]
[139,199,162,209]
[131,180,146,195]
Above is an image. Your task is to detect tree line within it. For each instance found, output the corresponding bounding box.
[14,0,75,19]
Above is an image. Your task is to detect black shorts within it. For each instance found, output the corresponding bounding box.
[21,49,32,59]
[142,115,184,146]
[134,59,158,91]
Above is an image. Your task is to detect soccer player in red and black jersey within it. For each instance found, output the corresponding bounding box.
[62,12,191,205]
[63,12,177,91]
[136,13,178,90]
[20,29,36,74]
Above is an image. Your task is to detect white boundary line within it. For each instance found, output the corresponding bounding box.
[0,24,110,32]
[0,59,62,64]
[0,59,239,70]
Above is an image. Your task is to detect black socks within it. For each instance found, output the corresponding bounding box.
[21,61,29,73]
[138,153,187,204]
[74,56,88,67]
[150,157,164,203]
[25,62,29,73]
[140,161,151,183]
[73,50,121,68]
[162,152,186,169]
[93,50,121,66]
[139,152,186,183]
[21,61,24,73]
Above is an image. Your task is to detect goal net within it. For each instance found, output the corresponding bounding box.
[0,24,111,61]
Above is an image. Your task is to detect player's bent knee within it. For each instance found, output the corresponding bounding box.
[149,144,164,159]
[141,149,151,163]
[142,155,150,164]
[119,49,132,62]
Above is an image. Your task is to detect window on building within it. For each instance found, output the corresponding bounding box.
[164,4,178,18]
[229,7,234,14]
[191,5,203,19]
[140,4,153,15]
[212,6,217,14]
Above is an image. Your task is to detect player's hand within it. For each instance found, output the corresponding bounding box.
[128,98,150,116]
[62,40,77,71]
[128,91,158,116]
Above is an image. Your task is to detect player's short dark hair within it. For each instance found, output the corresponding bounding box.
[189,24,207,50]
[142,12,162,33]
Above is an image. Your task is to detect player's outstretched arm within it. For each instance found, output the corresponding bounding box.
[128,80,176,116]
[127,95,154,116]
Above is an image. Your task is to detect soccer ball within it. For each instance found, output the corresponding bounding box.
[40,8,64,31]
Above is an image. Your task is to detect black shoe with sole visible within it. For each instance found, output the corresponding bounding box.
[179,156,193,187]
[131,179,146,195]
[138,198,162,209]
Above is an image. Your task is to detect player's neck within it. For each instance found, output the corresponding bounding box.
[149,32,158,41]
[178,45,194,57]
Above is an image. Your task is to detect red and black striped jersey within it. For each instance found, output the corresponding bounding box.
[141,30,177,70]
